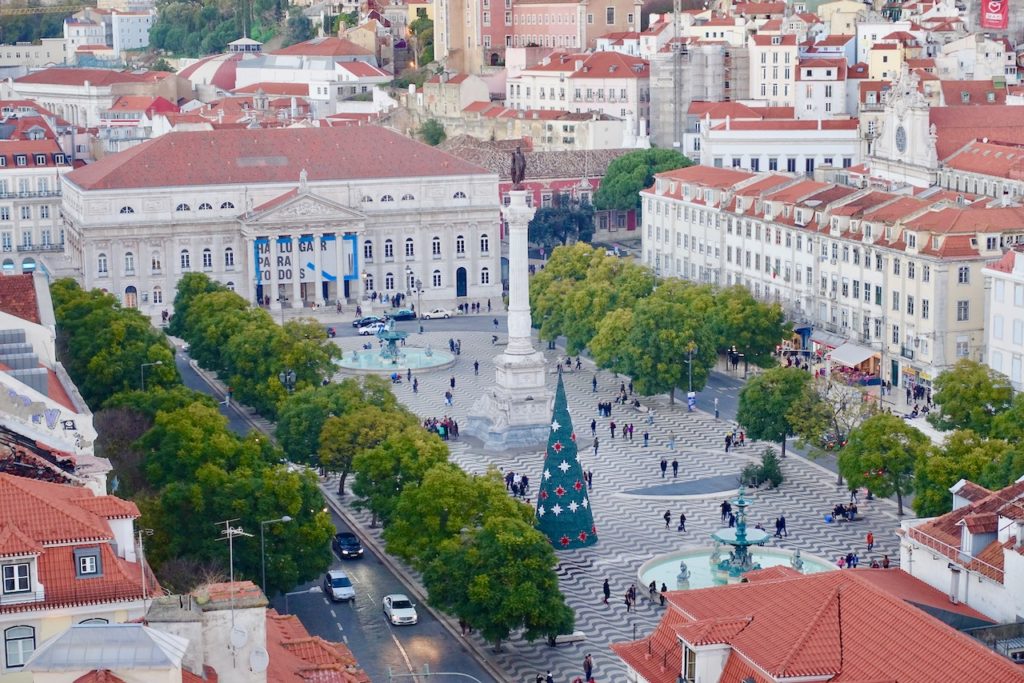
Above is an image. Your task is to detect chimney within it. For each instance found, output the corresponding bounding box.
[817,118,822,130]
[575,59,584,70]
[725,115,730,130]
[1017,521,1024,549]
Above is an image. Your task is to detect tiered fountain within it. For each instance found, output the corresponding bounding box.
[709,486,771,581]
[336,319,455,375]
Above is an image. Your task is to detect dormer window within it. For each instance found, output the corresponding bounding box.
[15,155,26,167]
[74,548,102,578]
[1,562,30,593]
[34,154,46,165]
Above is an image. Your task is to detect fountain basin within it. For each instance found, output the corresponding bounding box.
[336,347,456,375]
[638,546,835,590]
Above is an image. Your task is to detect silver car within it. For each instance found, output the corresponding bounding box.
[323,570,356,602]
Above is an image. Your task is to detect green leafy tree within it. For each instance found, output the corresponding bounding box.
[419,119,446,146]
[528,193,595,251]
[838,413,930,515]
[282,7,313,47]
[530,243,602,345]
[168,272,224,337]
[560,255,655,353]
[320,404,416,495]
[276,377,398,464]
[737,366,812,459]
[593,148,692,216]
[590,279,716,402]
[102,386,217,418]
[351,425,449,525]
[384,464,533,567]
[928,359,1013,435]
[711,286,790,367]
[913,430,1012,517]
[422,516,574,651]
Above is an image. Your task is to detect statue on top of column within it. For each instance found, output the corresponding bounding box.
[510,146,527,190]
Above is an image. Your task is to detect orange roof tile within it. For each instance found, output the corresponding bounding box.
[905,206,1024,234]
[15,68,149,87]
[942,139,1024,178]
[271,37,370,57]
[0,274,40,324]
[0,474,112,543]
[74,671,127,683]
[931,105,1024,159]
[266,609,369,682]
[0,523,43,558]
[655,165,755,191]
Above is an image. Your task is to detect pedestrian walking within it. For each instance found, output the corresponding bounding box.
[624,591,633,612]
[545,671,554,683]
[602,579,610,605]
[473,360,479,375]
[850,487,859,504]
[592,375,598,392]
[444,390,453,406]
[663,509,671,528]
[672,459,679,478]
[725,434,732,453]
[721,500,731,522]
[677,512,686,532]
[778,514,788,537]
[628,423,634,441]
[866,531,874,552]
[450,376,456,390]
[593,437,599,456]
[590,418,597,437]
[586,469,593,488]
[774,517,783,538]
[412,378,419,393]
[882,554,890,568]
[583,654,593,681]
[668,432,676,450]
[659,583,667,606]
[407,367,412,382]
[728,512,736,528]
[660,458,668,478]
[643,431,650,447]
[610,421,617,438]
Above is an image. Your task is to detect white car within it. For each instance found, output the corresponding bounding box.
[358,322,384,336]
[323,570,356,602]
[421,308,453,319]
[382,593,418,625]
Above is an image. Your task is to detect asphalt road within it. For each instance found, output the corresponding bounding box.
[173,341,495,683]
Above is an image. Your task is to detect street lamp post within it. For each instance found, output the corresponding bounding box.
[404,266,423,317]
[260,515,292,597]
[277,295,288,326]
[140,361,163,391]
[278,369,296,394]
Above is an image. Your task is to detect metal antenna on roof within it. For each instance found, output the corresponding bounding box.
[216,519,253,629]
[136,528,154,616]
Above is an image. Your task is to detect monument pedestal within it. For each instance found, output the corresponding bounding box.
[466,188,552,450]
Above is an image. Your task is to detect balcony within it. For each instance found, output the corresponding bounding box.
[0,190,62,199]
[17,243,64,253]
[900,346,914,360]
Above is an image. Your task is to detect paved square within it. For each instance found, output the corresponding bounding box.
[328,329,904,682]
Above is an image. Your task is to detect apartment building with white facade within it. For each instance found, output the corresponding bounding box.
[699,117,860,176]
[794,58,849,119]
[983,248,1024,390]
[641,165,1024,387]
[749,34,798,106]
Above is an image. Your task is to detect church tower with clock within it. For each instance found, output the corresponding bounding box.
[868,65,938,189]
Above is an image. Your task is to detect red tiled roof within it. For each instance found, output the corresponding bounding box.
[0,524,43,558]
[737,1,785,15]
[751,34,797,46]
[853,568,993,622]
[614,570,1024,682]
[0,274,40,324]
[905,206,1024,234]
[177,53,242,91]
[0,474,114,544]
[108,95,178,114]
[271,37,370,57]
[74,672,127,683]
[570,52,649,79]
[70,494,140,520]
[930,105,1024,159]
[942,139,1024,178]
[15,68,149,87]
[815,34,854,47]
[963,511,999,533]
[940,80,1007,106]
[710,119,859,131]
[337,61,389,78]
[654,165,755,191]
[65,126,489,191]
[266,609,369,682]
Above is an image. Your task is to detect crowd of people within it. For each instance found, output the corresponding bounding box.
[423,416,459,440]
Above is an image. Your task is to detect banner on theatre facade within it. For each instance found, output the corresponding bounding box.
[981,0,1009,30]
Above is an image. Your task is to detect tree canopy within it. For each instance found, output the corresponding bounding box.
[150,0,283,57]
[528,193,595,251]
[419,119,446,146]
[710,286,791,367]
[838,413,929,515]
[593,148,692,215]
[927,359,1013,435]
[736,366,812,458]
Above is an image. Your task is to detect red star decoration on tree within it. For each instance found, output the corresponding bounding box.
[560,535,571,547]
[539,490,549,500]
[578,531,588,542]
[591,524,597,534]
[552,441,563,453]
[573,479,583,492]
[554,485,566,497]
[570,431,577,442]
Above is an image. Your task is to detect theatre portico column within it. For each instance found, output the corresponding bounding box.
[290,235,302,308]
[270,237,281,310]
[245,237,258,305]
[313,233,324,307]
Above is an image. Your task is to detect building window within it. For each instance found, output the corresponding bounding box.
[405,238,415,257]
[97,253,108,275]
[151,253,162,272]
[365,274,374,291]
[40,206,49,219]
[453,191,467,199]
[224,247,234,267]
[683,645,696,683]
[202,248,212,270]
[481,267,490,284]
[124,252,134,273]
[956,300,969,321]
[958,266,969,284]
[363,240,373,260]
[153,286,163,304]
[385,272,395,290]
[220,201,235,210]
[956,340,969,357]
[381,194,394,202]
[456,235,465,254]
[180,249,191,271]
[4,626,34,669]
[480,234,490,254]
[20,206,30,220]
[119,206,134,214]
[198,202,213,210]
[432,269,442,287]
[432,236,441,257]
[384,239,394,259]
[606,6,614,23]
[922,299,929,319]
[1,564,29,594]
[75,549,101,577]
[175,203,190,212]
[80,618,108,624]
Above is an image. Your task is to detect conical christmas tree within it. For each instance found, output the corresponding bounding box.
[535,371,597,550]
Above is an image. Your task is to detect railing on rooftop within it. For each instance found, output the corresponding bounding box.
[907,525,1004,583]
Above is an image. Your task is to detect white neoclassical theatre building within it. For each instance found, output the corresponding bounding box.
[59,126,503,314]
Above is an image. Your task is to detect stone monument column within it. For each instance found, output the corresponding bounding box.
[466,159,553,450]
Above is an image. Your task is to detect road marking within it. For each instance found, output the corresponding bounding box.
[343,635,349,644]
[389,629,417,679]
[330,609,336,618]
[336,622,344,631]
